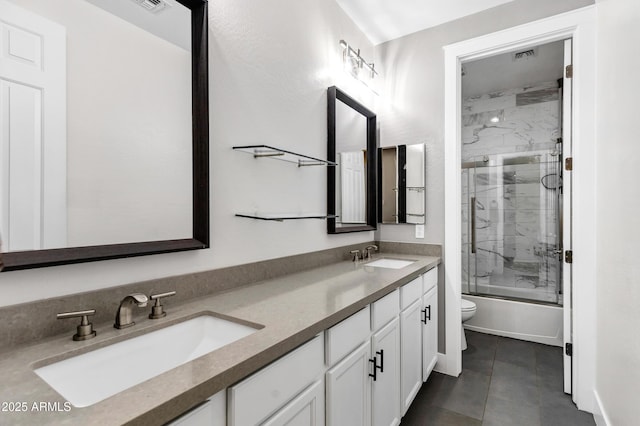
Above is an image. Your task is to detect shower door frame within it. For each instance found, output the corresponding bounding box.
[442,7,597,413]
[463,151,564,306]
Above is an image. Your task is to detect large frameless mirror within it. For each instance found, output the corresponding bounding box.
[0,0,209,271]
[327,86,377,234]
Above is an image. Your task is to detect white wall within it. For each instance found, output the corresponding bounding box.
[0,0,376,306]
[375,0,594,245]
[595,0,640,423]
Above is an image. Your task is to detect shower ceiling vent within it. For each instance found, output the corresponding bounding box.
[130,0,169,14]
[513,48,538,61]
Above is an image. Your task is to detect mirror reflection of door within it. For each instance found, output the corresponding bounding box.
[335,98,368,228]
[339,151,366,224]
[0,0,67,251]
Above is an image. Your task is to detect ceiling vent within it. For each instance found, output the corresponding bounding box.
[513,48,538,61]
[130,0,169,14]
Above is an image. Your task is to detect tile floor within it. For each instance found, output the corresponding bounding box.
[401,331,595,425]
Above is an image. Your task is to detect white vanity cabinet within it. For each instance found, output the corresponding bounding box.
[399,277,424,416]
[326,340,372,426]
[421,266,439,381]
[371,317,401,426]
[167,390,226,426]
[325,307,372,426]
[228,334,324,426]
[325,292,402,426]
[170,266,438,426]
[262,379,325,426]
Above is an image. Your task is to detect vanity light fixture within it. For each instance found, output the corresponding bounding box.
[339,39,378,80]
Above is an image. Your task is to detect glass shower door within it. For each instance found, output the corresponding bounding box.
[463,153,562,304]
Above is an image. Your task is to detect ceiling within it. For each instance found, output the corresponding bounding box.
[86,0,191,51]
[335,0,514,45]
[462,40,565,97]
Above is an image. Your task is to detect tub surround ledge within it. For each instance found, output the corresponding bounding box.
[0,251,440,426]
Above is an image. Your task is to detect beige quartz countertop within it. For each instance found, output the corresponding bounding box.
[0,254,440,426]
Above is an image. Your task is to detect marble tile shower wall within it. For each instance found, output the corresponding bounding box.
[461,82,561,303]
[461,82,560,162]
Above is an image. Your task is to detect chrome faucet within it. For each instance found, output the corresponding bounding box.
[114,293,148,329]
[364,245,379,260]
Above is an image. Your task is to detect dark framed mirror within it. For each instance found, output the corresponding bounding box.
[1,0,209,271]
[327,86,377,234]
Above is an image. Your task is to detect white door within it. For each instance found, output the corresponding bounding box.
[339,151,366,224]
[371,317,401,426]
[399,299,422,416]
[326,341,371,426]
[0,0,66,251]
[422,286,438,381]
[263,380,325,426]
[562,38,574,396]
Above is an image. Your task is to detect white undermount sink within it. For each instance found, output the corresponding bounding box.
[34,314,260,407]
[366,258,416,269]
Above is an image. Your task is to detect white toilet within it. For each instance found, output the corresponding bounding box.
[461,298,477,350]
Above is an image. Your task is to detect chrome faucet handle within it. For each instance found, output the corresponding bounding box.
[350,250,362,262]
[148,291,176,319]
[364,245,379,259]
[57,309,97,341]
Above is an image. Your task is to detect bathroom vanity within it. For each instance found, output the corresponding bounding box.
[0,254,439,425]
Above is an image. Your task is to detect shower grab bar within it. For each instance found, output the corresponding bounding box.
[471,196,476,254]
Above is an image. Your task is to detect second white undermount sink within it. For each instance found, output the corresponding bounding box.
[366,258,416,269]
[35,314,260,407]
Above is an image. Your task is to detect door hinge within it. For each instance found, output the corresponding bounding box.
[565,343,573,357]
[565,250,573,264]
[566,64,573,78]
[565,157,573,171]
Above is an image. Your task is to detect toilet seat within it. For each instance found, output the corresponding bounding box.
[461,299,476,311]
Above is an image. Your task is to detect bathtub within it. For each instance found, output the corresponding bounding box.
[462,294,563,347]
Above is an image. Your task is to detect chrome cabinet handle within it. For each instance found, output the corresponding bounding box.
[57,309,96,341]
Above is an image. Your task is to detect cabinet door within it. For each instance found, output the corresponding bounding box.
[371,318,401,426]
[422,287,438,382]
[167,390,225,426]
[263,380,325,426]
[326,341,372,426]
[228,335,324,426]
[400,299,422,416]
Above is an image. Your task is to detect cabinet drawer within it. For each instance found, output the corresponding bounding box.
[371,289,399,332]
[422,266,438,294]
[167,390,225,426]
[228,334,324,426]
[325,306,371,366]
[400,277,422,310]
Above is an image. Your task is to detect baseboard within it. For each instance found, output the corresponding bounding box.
[434,352,458,376]
[593,390,610,426]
